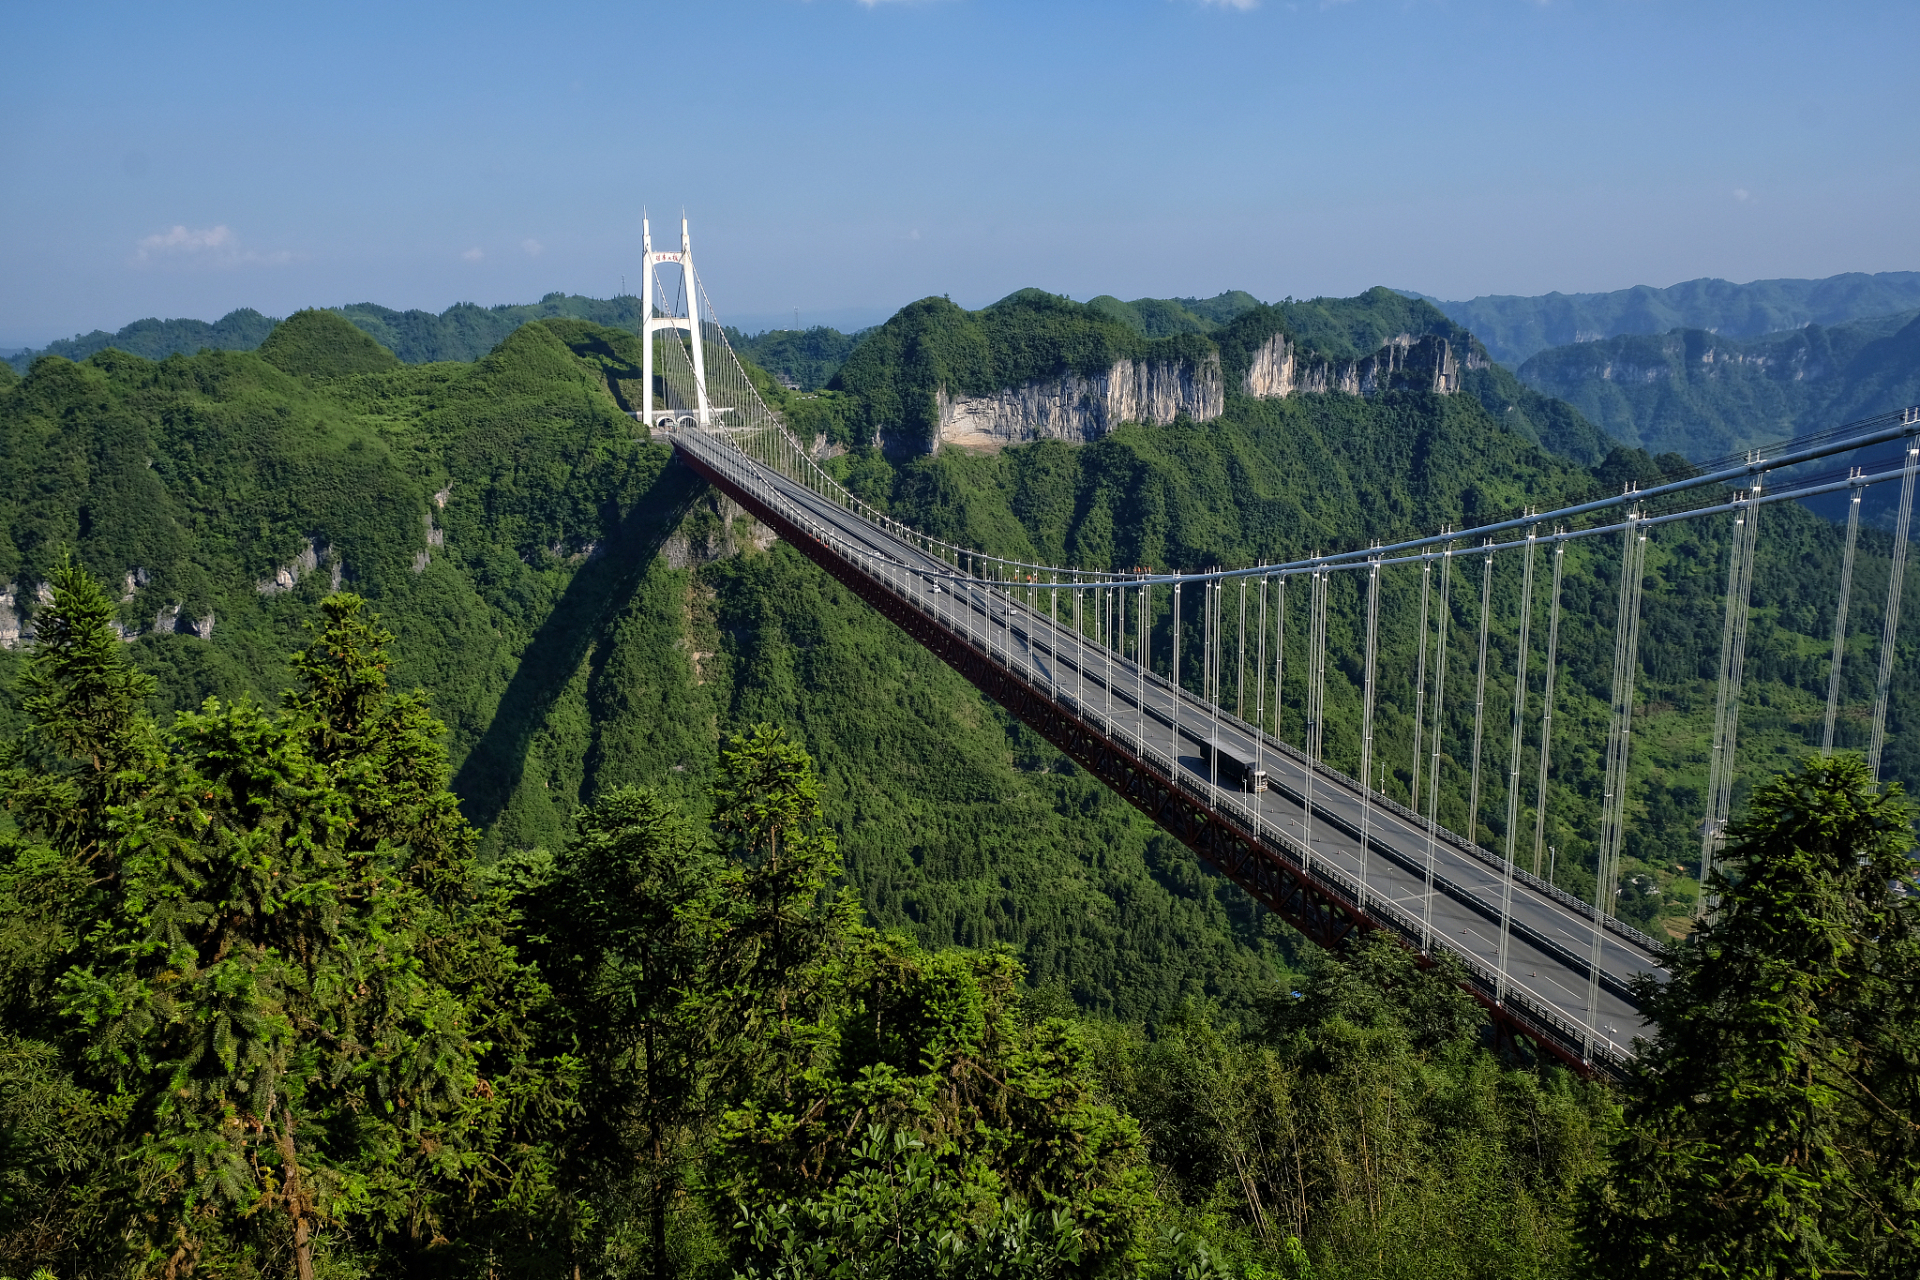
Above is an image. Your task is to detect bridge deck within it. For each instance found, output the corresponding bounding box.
[671,429,1662,1070]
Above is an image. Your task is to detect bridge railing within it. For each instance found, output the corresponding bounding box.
[752,504,1643,1073]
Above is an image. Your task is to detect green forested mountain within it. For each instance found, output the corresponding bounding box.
[1418,271,1920,366]
[827,285,1615,464]
[5,285,1920,1276]
[1516,308,1920,461]
[5,306,279,371]
[334,292,648,362]
[724,324,866,391]
[4,293,651,374]
[0,311,1291,1024]
[4,291,1909,960]
[1084,290,1261,337]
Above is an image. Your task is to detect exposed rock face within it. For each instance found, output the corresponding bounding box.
[1242,332,1479,399]
[257,538,324,595]
[662,493,777,569]
[0,585,20,650]
[1524,331,1825,387]
[936,354,1225,451]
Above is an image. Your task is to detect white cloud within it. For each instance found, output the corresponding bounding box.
[137,224,230,255]
[462,247,485,261]
[522,238,544,256]
[1733,188,1751,202]
[132,224,294,267]
[1192,0,1259,9]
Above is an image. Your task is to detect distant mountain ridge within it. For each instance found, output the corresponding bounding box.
[4,284,1618,466]
[3,293,648,374]
[1515,308,1920,462]
[1413,271,1920,366]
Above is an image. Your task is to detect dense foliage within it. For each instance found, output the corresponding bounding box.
[0,571,1615,1279]
[5,309,278,374]
[827,291,1216,449]
[7,290,1919,969]
[0,319,1293,1026]
[6,283,1920,1276]
[1578,755,1920,1276]
[725,326,866,393]
[1083,291,1262,339]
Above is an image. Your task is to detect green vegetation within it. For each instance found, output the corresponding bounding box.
[334,292,648,364]
[3,294,652,375]
[7,572,1914,1276]
[818,285,1612,463]
[1577,756,1920,1275]
[0,572,1606,1278]
[1517,309,1920,462]
[5,282,1915,969]
[1084,291,1261,338]
[258,309,403,378]
[5,278,1920,1274]
[725,325,866,392]
[828,290,1215,449]
[0,317,1293,1025]
[1420,271,1920,366]
[4,308,277,374]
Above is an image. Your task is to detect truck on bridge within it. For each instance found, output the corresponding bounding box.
[1202,737,1268,794]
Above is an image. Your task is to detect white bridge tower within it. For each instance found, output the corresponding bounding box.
[639,214,710,429]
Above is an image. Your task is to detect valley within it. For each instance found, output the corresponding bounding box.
[3,273,1918,1278]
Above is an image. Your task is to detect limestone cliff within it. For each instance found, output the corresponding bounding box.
[1241,331,1481,399]
[936,354,1225,451]
[929,330,1486,453]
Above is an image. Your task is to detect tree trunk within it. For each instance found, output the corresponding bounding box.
[274,1101,316,1280]
[649,1020,667,1280]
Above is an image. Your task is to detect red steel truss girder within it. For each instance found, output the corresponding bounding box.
[675,446,1603,1076]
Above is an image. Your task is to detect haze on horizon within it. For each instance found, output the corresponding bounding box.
[3,0,1915,347]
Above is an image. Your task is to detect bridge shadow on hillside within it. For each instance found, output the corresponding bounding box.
[452,455,706,837]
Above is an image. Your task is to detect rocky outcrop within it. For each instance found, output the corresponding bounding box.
[1242,332,1479,399]
[1,571,225,648]
[257,539,325,594]
[0,585,20,650]
[928,331,1484,453]
[936,354,1225,451]
[661,493,777,569]
[1529,331,1827,387]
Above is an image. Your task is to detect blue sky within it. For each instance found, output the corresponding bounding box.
[3,0,1916,345]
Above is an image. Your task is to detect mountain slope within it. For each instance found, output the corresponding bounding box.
[1418,271,1920,366]
[0,319,1295,1023]
[9,290,1909,955]
[1516,309,1920,460]
[3,293,651,373]
[826,285,1615,464]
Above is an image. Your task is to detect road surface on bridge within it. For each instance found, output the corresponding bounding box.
[673,429,1663,1058]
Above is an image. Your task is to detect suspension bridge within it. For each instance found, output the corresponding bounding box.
[635,218,1920,1077]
